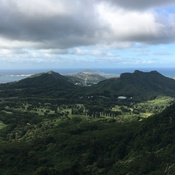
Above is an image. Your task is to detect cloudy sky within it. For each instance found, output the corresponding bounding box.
[0,0,175,69]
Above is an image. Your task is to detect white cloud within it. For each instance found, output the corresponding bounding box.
[0,0,175,50]
[0,0,175,68]
[96,2,175,44]
[14,0,71,17]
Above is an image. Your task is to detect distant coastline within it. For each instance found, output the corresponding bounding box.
[0,68,175,84]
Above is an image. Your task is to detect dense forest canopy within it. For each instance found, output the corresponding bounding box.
[0,70,175,174]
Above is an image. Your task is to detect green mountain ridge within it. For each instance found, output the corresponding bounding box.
[0,71,76,98]
[15,71,73,88]
[90,70,175,100]
[0,70,175,174]
[1,70,175,100]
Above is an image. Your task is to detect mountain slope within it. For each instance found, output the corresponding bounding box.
[15,71,74,89]
[66,70,107,85]
[0,71,76,98]
[89,70,175,100]
[1,100,175,174]
[1,70,175,100]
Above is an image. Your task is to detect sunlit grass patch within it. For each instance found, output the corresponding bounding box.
[0,121,6,129]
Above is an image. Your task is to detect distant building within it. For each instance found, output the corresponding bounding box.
[118,96,127,100]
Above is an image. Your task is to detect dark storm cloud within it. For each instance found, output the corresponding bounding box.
[106,0,175,10]
[0,0,108,49]
[0,0,175,51]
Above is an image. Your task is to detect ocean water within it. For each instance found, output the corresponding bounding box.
[0,67,175,84]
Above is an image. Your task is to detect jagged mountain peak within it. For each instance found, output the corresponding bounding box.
[120,70,163,79]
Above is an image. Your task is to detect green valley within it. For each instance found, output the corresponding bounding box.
[0,70,175,174]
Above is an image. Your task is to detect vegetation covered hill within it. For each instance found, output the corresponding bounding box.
[66,70,107,86]
[13,71,74,89]
[0,71,76,98]
[90,70,175,100]
[0,70,175,101]
[0,70,175,174]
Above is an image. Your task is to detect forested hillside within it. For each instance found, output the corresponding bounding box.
[0,70,175,174]
[1,70,175,100]
[90,70,175,100]
[1,100,175,174]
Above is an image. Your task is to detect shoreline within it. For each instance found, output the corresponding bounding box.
[0,68,175,84]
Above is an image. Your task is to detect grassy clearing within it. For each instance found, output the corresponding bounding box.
[140,112,153,118]
[136,96,174,107]
[111,96,174,120]
[0,121,6,129]
[134,96,174,114]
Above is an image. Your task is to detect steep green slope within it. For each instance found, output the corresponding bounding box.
[1,100,175,174]
[0,71,76,98]
[14,71,74,89]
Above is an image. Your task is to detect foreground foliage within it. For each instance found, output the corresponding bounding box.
[0,96,175,175]
[0,70,175,174]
